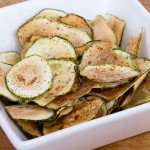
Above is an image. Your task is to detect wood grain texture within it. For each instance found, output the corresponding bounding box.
[0,0,150,150]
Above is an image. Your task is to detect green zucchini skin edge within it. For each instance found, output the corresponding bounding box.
[23,36,77,60]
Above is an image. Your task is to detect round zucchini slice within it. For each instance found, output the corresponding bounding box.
[0,62,21,102]
[80,64,139,83]
[6,55,53,98]
[17,18,91,48]
[24,36,76,60]
[33,59,76,106]
[5,105,54,121]
[0,51,20,65]
[79,41,118,71]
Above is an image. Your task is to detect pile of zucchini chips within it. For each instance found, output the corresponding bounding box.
[0,9,150,137]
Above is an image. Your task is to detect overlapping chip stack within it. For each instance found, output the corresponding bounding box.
[0,8,149,137]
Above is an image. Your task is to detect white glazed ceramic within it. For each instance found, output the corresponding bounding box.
[0,0,150,149]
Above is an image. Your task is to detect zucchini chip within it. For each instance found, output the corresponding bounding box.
[24,36,76,60]
[80,64,139,83]
[126,31,143,57]
[79,41,135,71]
[135,58,150,73]
[43,96,104,134]
[123,77,150,109]
[17,18,91,48]
[6,55,53,99]
[34,60,76,106]
[32,8,67,21]
[0,51,20,65]
[107,15,126,46]
[59,13,92,35]
[46,79,99,109]
[16,120,42,137]
[0,63,21,102]
[5,105,54,121]
[79,41,118,70]
[90,15,117,43]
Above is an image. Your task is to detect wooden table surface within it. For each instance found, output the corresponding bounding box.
[0,0,150,150]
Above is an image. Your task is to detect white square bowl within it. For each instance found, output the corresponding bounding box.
[0,0,150,149]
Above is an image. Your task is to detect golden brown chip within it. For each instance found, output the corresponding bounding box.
[126,31,143,57]
[16,120,42,137]
[79,41,118,70]
[43,96,104,134]
[90,15,117,43]
[59,13,92,35]
[107,15,126,46]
